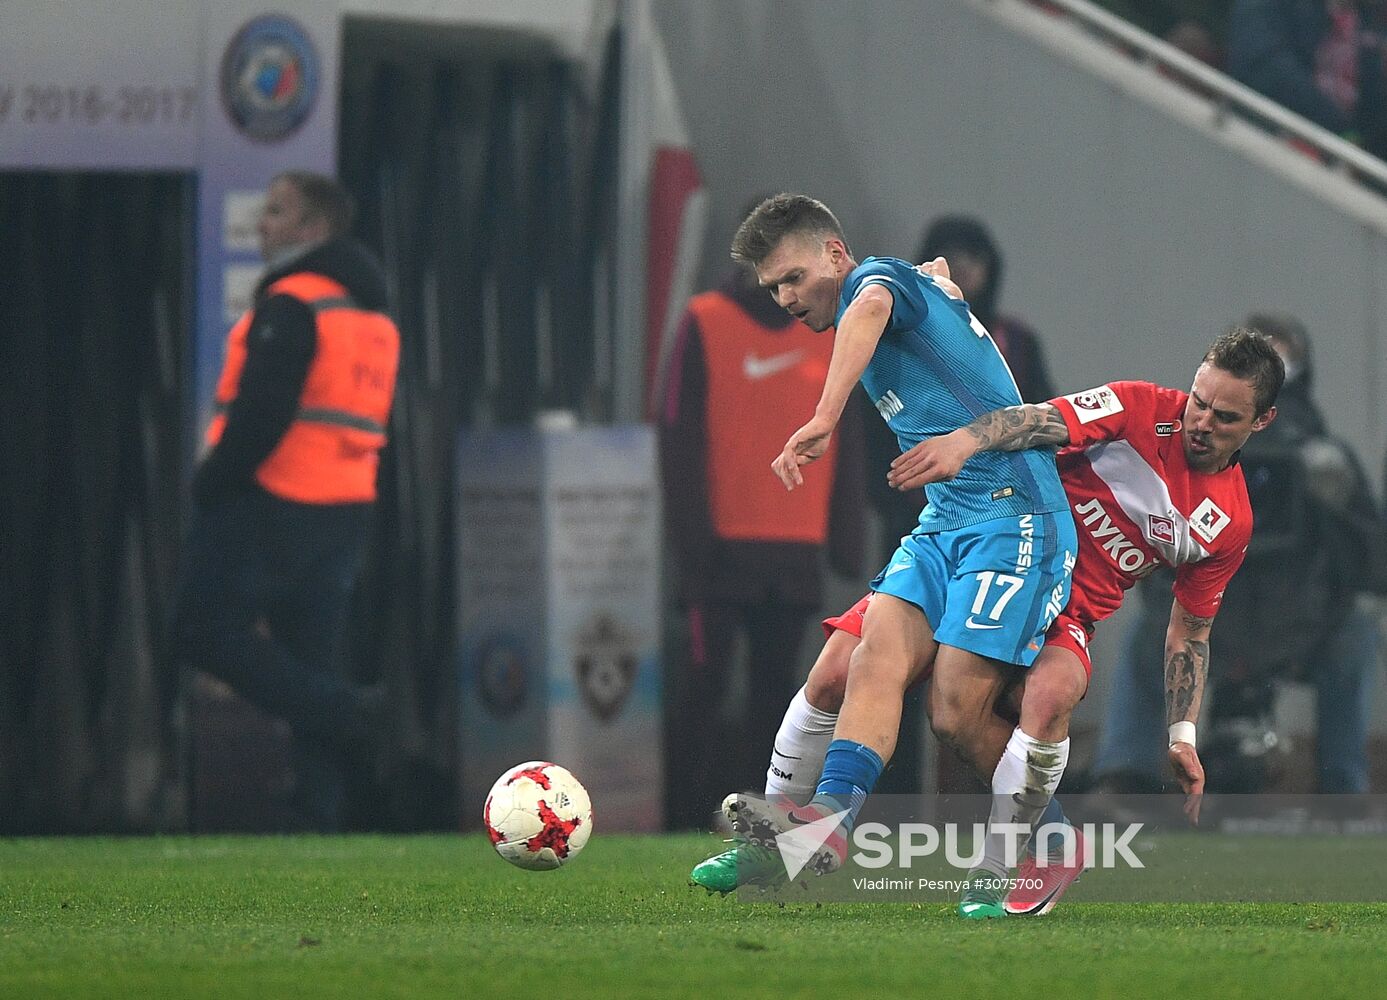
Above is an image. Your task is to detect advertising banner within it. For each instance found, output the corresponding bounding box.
[0,3,202,170]
[458,425,664,832]
[194,6,341,438]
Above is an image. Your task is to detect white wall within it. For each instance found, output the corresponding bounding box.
[653,0,1387,476]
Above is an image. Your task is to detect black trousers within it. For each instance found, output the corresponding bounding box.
[665,597,815,829]
[172,487,372,829]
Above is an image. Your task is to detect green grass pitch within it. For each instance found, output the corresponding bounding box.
[3,833,1386,999]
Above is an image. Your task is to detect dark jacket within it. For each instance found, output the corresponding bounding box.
[1214,356,1386,674]
[194,238,390,507]
[659,272,865,606]
[1226,0,1383,139]
[916,215,1055,404]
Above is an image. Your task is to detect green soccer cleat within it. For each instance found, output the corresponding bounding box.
[958,871,1007,920]
[690,842,787,894]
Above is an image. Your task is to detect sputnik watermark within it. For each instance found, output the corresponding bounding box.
[772,813,1145,882]
[732,794,1387,903]
[850,822,1145,870]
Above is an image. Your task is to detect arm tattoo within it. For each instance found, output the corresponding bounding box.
[1165,638,1210,725]
[962,404,1070,453]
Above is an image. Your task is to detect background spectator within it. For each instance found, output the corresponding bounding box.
[1228,0,1387,159]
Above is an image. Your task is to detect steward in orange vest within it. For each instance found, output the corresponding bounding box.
[194,238,399,507]
[659,270,864,607]
[175,172,400,833]
[658,267,864,828]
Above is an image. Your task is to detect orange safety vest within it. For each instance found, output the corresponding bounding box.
[206,272,400,504]
[690,291,838,544]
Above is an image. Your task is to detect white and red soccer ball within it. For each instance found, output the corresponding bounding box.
[483,761,593,870]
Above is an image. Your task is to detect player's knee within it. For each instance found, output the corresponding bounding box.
[804,632,854,712]
[1020,694,1072,739]
[844,639,909,697]
[804,661,847,713]
[1019,670,1084,738]
[928,687,981,751]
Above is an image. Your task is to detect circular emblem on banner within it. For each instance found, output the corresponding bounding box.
[473,635,529,718]
[220,14,320,142]
[575,614,638,723]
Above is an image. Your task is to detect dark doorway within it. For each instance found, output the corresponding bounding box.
[334,19,620,829]
[0,171,192,833]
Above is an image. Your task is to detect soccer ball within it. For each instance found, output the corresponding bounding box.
[483,761,593,870]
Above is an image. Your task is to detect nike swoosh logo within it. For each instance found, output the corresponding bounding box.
[775,808,852,881]
[743,349,806,380]
[965,617,1004,630]
[883,561,912,577]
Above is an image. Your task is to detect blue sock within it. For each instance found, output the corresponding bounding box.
[1029,795,1069,857]
[812,739,885,830]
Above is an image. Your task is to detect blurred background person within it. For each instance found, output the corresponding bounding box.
[1228,0,1387,159]
[658,198,864,828]
[172,172,399,830]
[1090,313,1385,794]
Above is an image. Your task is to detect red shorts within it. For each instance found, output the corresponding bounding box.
[823,594,1094,680]
[1043,612,1094,679]
[821,593,873,639]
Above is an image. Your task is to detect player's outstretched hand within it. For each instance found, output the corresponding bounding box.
[772,415,836,490]
[887,430,975,491]
[1168,741,1205,826]
[915,257,965,301]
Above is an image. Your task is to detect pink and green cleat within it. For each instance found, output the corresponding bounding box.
[1004,826,1085,916]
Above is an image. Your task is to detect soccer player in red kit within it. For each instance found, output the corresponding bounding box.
[693,328,1284,917]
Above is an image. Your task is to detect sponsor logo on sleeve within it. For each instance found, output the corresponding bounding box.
[1190,498,1231,544]
[1064,386,1124,424]
[1154,420,1181,436]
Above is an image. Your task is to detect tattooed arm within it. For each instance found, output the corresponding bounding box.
[1164,600,1213,728]
[1165,598,1214,824]
[886,403,1070,491]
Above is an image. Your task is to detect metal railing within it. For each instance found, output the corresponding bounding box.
[985,0,1387,192]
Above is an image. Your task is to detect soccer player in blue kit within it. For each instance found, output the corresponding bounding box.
[720,194,1077,917]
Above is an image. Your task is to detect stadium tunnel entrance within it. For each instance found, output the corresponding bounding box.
[0,171,192,833]
[260,18,619,831]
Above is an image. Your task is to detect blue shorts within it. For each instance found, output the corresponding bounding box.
[869,511,1077,667]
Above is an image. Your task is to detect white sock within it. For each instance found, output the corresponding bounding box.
[977,728,1070,877]
[765,686,838,803]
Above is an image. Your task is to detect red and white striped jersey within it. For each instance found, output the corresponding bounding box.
[1050,380,1252,626]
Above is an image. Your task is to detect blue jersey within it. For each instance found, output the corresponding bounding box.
[837,256,1068,532]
